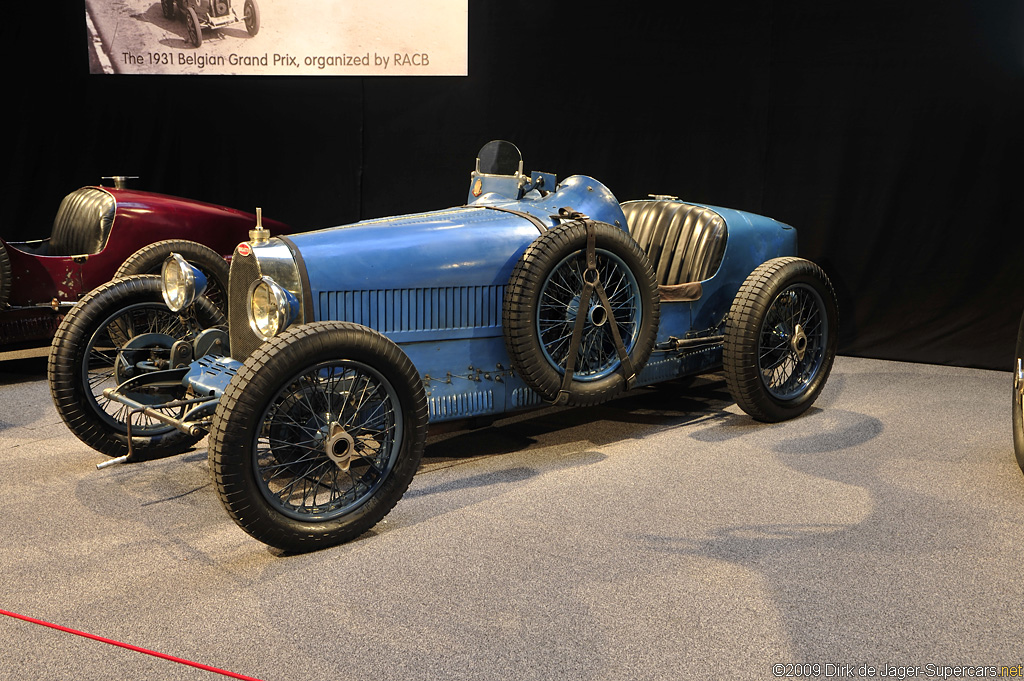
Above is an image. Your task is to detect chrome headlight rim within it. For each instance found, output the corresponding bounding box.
[162,252,200,312]
[247,275,297,340]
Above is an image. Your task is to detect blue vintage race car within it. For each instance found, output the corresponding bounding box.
[48,141,839,552]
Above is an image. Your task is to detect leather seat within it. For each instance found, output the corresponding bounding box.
[49,187,116,256]
[621,200,727,287]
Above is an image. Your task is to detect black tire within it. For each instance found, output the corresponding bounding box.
[1012,309,1024,474]
[723,257,838,422]
[185,6,202,47]
[503,220,659,407]
[243,0,259,36]
[115,239,230,315]
[161,0,175,19]
[208,321,428,552]
[48,275,224,459]
[0,241,11,308]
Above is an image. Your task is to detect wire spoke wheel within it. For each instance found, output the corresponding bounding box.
[83,302,199,435]
[256,360,402,521]
[504,220,658,407]
[48,275,223,458]
[724,257,838,422]
[209,321,427,552]
[537,248,641,381]
[758,284,827,400]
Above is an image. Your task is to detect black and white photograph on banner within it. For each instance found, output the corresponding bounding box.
[84,0,467,75]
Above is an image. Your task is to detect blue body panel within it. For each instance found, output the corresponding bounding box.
[293,175,627,305]
[281,175,631,422]
[687,206,797,334]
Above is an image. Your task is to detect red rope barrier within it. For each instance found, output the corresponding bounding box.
[0,608,264,681]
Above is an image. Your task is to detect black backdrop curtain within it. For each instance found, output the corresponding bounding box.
[5,1,1023,369]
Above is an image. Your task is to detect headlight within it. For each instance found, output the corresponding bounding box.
[161,253,208,312]
[247,276,299,339]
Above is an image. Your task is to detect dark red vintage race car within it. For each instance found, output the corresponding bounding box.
[0,178,288,352]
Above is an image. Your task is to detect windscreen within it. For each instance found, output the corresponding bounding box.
[477,141,522,176]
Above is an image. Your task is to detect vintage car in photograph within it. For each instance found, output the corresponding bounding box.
[48,141,839,553]
[164,0,259,48]
[0,178,288,352]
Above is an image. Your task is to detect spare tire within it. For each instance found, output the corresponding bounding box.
[503,220,659,407]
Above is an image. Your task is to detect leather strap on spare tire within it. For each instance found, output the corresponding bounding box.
[555,221,636,404]
[502,219,659,408]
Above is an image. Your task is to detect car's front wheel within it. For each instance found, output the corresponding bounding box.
[243,0,259,36]
[208,321,428,552]
[185,6,202,47]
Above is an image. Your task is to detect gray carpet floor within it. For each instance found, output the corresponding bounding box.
[1,355,1021,680]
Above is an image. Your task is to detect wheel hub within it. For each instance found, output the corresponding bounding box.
[790,323,808,361]
[566,295,607,327]
[325,422,358,472]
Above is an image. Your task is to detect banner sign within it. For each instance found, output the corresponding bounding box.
[86,0,467,75]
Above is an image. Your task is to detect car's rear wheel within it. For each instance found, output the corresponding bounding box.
[116,239,230,316]
[48,275,223,459]
[503,220,659,407]
[161,0,175,19]
[724,257,838,422]
[208,322,428,552]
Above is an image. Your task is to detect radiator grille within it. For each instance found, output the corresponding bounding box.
[231,265,504,358]
[228,250,263,361]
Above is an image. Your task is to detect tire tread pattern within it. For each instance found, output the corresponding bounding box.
[207,321,428,552]
[723,257,839,422]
